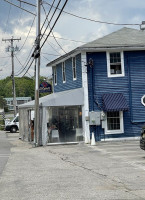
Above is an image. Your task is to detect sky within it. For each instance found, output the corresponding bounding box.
[0,0,145,79]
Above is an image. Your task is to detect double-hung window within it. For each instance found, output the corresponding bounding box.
[54,66,57,85]
[72,57,77,80]
[105,111,124,134]
[62,62,66,83]
[107,52,125,77]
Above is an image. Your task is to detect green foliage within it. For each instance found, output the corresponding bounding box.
[0,96,6,109]
[0,76,52,100]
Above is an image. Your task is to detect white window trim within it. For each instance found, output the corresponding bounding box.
[72,57,77,81]
[54,66,57,86]
[105,111,124,134]
[141,95,145,106]
[62,62,66,83]
[106,51,125,78]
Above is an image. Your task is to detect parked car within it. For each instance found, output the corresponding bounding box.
[140,126,145,150]
[5,113,19,133]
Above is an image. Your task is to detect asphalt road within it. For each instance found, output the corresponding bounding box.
[0,131,12,176]
[0,134,145,200]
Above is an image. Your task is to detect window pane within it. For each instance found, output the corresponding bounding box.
[107,111,120,130]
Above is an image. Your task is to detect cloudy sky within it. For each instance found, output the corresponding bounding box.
[0,0,145,79]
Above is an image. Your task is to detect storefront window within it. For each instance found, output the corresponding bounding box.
[47,106,83,143]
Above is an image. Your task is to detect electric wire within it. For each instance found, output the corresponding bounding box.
[40,0,68,51]
[40,0,56,32]
[43,1,141,26]
[4,0,12,34]
[3,0,36,16]
[15,46,34,76]
[42,3,67,54]
[41,52,60,56]
[22,58,35,77]
[15,54,32,77]
[17,15,36,52]
[15,0,36,7]
[40,0,62,41]
[41,35,62,56]
[48,35,86,43]
[42,55,51,62]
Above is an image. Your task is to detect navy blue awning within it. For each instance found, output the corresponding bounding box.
[102,93,129,112]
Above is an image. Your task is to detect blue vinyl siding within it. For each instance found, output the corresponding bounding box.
[87,51,145,141]
[53,54,82,92]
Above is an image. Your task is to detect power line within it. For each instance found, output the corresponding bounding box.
[42,3,67,54]
[22,58,35,77]
[48,35,86,43]
[4,0,36,16]
[15,54,32,77]
[40,0,56,32]
[0,56,11,58]
[42,55,51,62]
[41,35,62,55]
[41,52,60,56]
[15,0,36,7]
[4,0,12,34]
[40,0,68,51]
[15,46,34,76]
[43,1,141,26]
[18,16,36,52]
[40,0,62,41]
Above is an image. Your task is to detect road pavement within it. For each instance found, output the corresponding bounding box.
[0,131,12,176]
[0,131,145,200]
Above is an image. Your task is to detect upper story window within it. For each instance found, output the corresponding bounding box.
[72,57,77,80]
[53,66,57,85]
[107,52,125,77]
[62,62,66,83]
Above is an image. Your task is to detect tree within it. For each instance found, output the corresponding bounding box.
[0,96,6,109]
[0,76,52,100]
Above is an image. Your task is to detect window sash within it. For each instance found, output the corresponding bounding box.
[105,111,124,134]
[107,51,125,77]
[72,57,77,80]
[62,62,66,82]
[54,67,57,85]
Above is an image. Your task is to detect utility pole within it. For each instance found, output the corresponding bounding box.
[34,0,41,146]
[2,37,21,117]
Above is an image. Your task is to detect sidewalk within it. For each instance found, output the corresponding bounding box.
[0,132,145,200]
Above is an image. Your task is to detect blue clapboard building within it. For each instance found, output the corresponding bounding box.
[47,27,145,142]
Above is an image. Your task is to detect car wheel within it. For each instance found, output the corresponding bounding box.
[10,126,17,133]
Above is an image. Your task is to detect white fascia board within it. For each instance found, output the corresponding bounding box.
[81,46,145,52]
[46,50,81,67]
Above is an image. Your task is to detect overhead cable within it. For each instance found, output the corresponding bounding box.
[43,1,141,26]
[18,16,36,52]
[40,0,56,31]
[15,46,34,76]
[40,0,68,50]
[3,0,36,16]
[15,0,36,7]
[15,54,32,77]
[48,35,86,43]
[42,4,67,54]
[40,0,62,41]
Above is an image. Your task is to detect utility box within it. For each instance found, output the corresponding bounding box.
[89,111,101,125]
